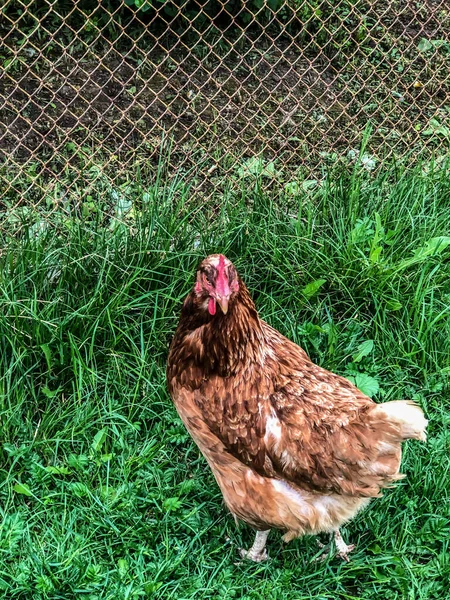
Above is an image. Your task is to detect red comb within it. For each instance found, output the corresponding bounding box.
[216,254,229,297]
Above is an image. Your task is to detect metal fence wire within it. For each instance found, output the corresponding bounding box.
[1,0,449,220]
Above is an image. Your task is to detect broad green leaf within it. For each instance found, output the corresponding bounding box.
[145,583,163,594]
[418,38,433,52]
[352,340,374,362]
[237,157,263,177]
[267,0,282,10]
[100,485,116,500]
[68,454,89,468]
[350,217,374,244]
[70,482,89,497]
[91,428,107,453]
[423,119,450,138]
[302,179,318,191]
[285,181,300,195]
[360,153,376,171]
[42,385,61,398]
[418,38,447,52]
[346,373,379,398]
[163,4,177,16]
[237,157,281,178]
[163,497,182,512]
[44,466,70,475]
[110,190,133,221]
[40,344,52,370]
[13,483,33,496]
[369,246,382,263]
[396,236,450,272]
[301,279,326,299]
[386,299,402,311]
[412,236,450,259]
[118,559,128,579]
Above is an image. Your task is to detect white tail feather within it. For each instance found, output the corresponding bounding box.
[371,400,428,442]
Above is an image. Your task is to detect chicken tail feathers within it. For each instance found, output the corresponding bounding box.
[370,400,428,442]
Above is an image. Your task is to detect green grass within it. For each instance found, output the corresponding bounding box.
[1,160,450,599]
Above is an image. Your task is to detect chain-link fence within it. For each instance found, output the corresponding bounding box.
[1,0,449,223]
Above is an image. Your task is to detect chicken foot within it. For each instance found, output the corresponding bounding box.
[316,529,355,562]
[239,530,270,562]
[334,529,355,561]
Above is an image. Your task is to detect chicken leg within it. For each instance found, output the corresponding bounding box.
[334,529,355,562]
[316,529,355,562]
[239,530,270,562]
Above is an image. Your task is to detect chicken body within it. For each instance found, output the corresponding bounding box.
[167,255,427,560]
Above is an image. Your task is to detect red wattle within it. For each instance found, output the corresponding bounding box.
[208,297,216,315]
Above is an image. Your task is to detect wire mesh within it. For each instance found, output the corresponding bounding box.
[1,0,449,228]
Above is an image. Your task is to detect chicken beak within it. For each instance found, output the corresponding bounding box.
[217,297,229,314]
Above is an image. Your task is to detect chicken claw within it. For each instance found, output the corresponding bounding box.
[334,529,355,562]
[238,530,270,562]
[315,530,355,562]
[238,547,269,562]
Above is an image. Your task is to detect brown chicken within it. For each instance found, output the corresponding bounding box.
[167,254,427,561]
